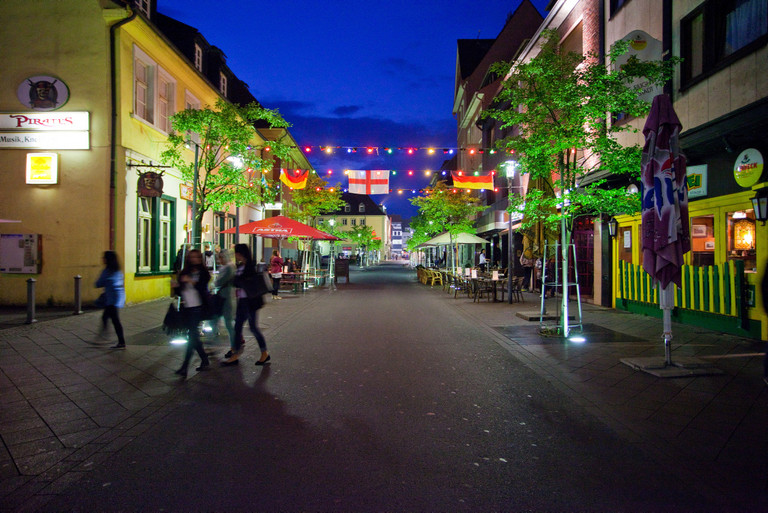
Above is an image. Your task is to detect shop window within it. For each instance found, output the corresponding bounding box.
[137,196,176,274]
[138,198,153,272]
[681,0,768,88]
[727,210,757,272]
[619,227,633,264]
[690,215,715,267]
[159,200,172,271]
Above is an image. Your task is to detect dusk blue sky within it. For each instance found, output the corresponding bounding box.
[160,1,551,219]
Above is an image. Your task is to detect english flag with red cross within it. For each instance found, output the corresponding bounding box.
[348,170,390,195]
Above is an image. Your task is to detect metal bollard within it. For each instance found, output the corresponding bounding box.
[73,275,83,315]
[26,278,37,324]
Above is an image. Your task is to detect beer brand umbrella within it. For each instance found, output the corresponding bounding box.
[221,215,339,240]
[635,94,693,371]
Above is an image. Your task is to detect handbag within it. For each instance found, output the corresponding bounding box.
[94,293,107,308]
[162,302,185,334]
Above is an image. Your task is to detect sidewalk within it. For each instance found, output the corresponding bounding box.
[0,267,766,511]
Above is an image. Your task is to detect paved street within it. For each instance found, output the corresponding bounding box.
[1,263,766,512]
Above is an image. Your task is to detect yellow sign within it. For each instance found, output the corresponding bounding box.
[733,148,764,188]
[26,153,58,184]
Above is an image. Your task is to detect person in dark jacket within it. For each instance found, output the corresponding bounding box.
[230,243,270,365]
[172,249,211,377]
[96,251,126,349]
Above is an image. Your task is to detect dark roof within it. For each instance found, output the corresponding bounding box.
[457,39,494,80]
[327,193,386,216]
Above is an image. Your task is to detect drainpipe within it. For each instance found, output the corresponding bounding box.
[108,7,137,250]
[662,0,673,97]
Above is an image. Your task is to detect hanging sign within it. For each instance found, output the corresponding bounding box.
[17,76,70,111]
[733,149,763,188]
[179,183,193,201]
[686,164,707,198]
[138,172,163,197]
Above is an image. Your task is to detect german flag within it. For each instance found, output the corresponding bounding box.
[451,172,493,190]
[280,169,309,189]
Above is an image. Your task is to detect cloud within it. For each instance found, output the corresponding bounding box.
[332,105,363,117]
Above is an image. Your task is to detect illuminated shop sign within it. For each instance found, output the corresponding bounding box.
[16,76,70,111]
[0,112,88,130]
[26,153,58,184]
[733,149,764,188]
[0,131,88,149]
[686,164,707,198]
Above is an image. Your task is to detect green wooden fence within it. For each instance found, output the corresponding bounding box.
[618,260,746,320]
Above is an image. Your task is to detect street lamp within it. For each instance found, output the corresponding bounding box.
[607,217,618,238]
[751,188,768,225]
[504,160,518,305]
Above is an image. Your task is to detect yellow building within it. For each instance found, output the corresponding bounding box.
[316,193,391,263]
[0,0,310,306]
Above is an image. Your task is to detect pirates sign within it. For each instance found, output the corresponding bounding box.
[138,172,164,197]
[17,76,70,111]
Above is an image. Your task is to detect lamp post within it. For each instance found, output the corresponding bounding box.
[186,140,200,249]
[751,188,768,225]
[328,219,336,287]
[504,160,518,304]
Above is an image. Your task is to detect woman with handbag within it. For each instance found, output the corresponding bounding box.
[96,251,126,349]
[212,250,237,363]
[232,243,270,365]
[172,249,211,377]
[269,249,284,300]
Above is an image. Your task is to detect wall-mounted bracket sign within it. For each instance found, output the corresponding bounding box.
[17,76,70,111]
[26,153,58,184]
[733,148,764,188]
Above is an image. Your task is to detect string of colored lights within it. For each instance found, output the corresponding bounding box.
[297,145,514,156]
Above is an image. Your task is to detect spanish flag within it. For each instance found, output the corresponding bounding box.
[451,172,493,190]
[280,169,309,189]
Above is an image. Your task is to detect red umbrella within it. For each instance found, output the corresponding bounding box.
[221,215,339,240]
[640,94,691,368]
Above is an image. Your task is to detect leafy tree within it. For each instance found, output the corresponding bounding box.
[161,98,291,245]
[486,29,676,334]
[349,224,375,266]
[410,181,486,269]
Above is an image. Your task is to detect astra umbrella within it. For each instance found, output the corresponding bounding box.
[221,215,339,240]
[639,94,691,369]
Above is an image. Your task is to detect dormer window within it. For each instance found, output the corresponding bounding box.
[219,72,228,96]
[194,43,203,72]
[344,204,350,213]
[134,0,150,18]
[359,203,365,213]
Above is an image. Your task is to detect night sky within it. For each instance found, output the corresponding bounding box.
[160,1,551,220]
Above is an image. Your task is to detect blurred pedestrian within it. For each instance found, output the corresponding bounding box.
[478,249,487,272]
[203,242,215,271]
[212,250,237,363]
[269,249,284,300]
[96,251,126,349]
[172,249,211,377]
[232,243,270,365]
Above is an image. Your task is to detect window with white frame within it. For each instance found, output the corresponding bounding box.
[342,218,348,226]
[194,43,203,72]
[219,72,228,96]
[134,58,152,123]
[360,219,366,226]
[133,46,176,131]
[138,197,153,272]
[157,71,175,134]
[185,92,200,111]
[134,0,150,17]
[344,204,350,213]
[351,219,357,226]
[359,203,365,213]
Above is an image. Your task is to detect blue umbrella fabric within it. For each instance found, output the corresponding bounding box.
[641,94,691,289]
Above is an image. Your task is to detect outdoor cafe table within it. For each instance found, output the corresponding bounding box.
[470,275,508,303]
[280,272,308,294]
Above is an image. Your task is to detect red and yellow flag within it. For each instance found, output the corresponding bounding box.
[451,172,493,190]
[280,169,309,189]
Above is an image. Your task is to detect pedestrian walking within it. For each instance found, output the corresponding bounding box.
[478,249,487,272]
[172,249,211,377]
[96,251,126,349]
[212,250,237,362]
[233,243,270,366]
[203,242,215,271]
[270,249,284,300]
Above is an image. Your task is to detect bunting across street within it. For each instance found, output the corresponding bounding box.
[279,169,309,189]
[451,172,494,190]
[348,170,390,195]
